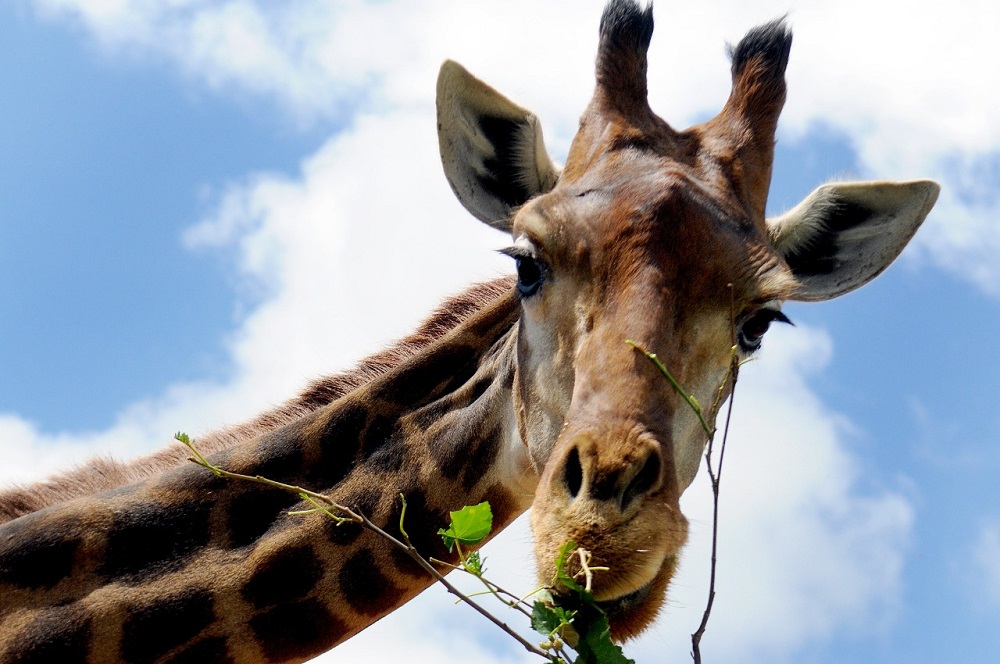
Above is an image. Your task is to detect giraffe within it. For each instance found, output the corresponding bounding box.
[0,1,939,662]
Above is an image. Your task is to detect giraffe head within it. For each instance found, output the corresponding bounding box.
[438,0,938,640]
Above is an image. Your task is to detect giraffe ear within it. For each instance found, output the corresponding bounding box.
[436,60,561,232]
[768,180,940,301]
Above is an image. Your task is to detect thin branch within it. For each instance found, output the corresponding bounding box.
[430,556,539,619]
[690,284,741,663]
[393,508,551,659]
[625,340,714,436]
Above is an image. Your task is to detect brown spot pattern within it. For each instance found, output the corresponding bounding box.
[5,603,91,664]
[338,549,405,617]
[120,587,214,664]
[241,543,323,610]
[249,598,345,663]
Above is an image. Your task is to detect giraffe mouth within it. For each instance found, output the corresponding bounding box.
[591,552,679,640]
[596,580,653,617]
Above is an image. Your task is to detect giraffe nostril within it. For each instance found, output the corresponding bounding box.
[620,451,661,511]
[564,447,583,499]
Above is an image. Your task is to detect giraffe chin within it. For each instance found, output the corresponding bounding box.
[599,553,678,642]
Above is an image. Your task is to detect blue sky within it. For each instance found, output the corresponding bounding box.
[2,1,999,663]
[0,3,330,429]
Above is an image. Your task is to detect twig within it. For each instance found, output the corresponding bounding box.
[625,340,714,436]
[623,285,744,663]
[690,284,741,663]
[392,502,551,659]
[430,555,540,619]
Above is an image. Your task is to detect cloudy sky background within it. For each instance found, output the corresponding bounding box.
[1,0,999,662]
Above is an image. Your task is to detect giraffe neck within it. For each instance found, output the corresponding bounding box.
[0,280,534,664]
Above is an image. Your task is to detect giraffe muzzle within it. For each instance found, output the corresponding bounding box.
[530,422,689,638]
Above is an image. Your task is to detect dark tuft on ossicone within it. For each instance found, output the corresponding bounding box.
[599,0,654,53]
[728,18,792,78]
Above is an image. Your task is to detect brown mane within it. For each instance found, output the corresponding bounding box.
[0,276,515,524]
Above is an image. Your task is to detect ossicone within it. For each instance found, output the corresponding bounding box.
[594,0,655,116]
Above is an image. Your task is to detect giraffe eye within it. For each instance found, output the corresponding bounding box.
[738,308,792,353]
[514,256,545,297]
[500,241,548,298]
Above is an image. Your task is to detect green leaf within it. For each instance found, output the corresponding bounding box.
[577,613,633,664]
[531,600,576,636]
[437,501,492,552]
[531,601,562,634]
